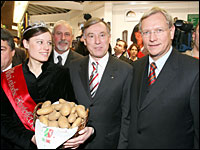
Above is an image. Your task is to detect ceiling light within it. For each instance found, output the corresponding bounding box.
[13,1,29,23]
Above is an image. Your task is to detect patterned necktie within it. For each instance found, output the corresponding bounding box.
[89,62,99,98]
[148,62,157,86]
[57,56,62,66]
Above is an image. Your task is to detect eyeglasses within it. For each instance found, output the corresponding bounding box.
[141,28,168,38]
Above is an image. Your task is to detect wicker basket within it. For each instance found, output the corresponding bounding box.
[33,102,89,138]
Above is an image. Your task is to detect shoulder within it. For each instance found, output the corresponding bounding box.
[70,50,84,58]
[110,56,133,71]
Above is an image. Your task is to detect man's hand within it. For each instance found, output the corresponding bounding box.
[62,127,94,149]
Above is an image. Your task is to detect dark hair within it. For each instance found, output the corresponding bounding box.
[1,28,15,51]
[128,43,140,53]
[131,23,139,43]
[82,17,111,37]
[117,39,128,50]
[21,25,51,48]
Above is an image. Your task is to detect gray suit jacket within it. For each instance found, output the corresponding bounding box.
[128,49,199,149]
[69,54,133,149]
[48,49,83,68]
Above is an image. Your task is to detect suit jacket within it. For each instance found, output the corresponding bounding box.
[12,47,27,66]
[69,54,133,149]
[128,49,199,149]
[48,49,83,68]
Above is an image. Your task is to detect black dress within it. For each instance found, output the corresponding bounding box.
[1,60,76,149]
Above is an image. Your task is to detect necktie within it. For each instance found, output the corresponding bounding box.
[148,62,157,86]
[89,62,99,98]
[57,56,62,66]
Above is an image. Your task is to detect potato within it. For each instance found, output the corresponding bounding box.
[39,115,48,126]
[68,102,75,108]
[71,106,76,114]
[48,110,61,121]
[41,100,51,108]
[59,98,67,104]
[76,105,85,110]
[71,117,82,128]
[76,105,87,118]
[58,116,70,128]
[68,113,77,123]
[52,103,63,111]
[37,106,54,115]
[48,120,58,127]
[60,103,71,116]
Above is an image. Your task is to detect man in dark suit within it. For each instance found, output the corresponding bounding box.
[128,7,199,149]
[65,17,133,149]
[48,20,83,67]
[112,39,132,64]
[1,28,26,72]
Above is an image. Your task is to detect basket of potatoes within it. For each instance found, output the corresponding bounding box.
[33,98,89,149]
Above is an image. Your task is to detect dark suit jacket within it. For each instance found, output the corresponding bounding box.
[69,54,133,149]
[12,47,27,66]
[128,49,199,149]
[48,49,83,68]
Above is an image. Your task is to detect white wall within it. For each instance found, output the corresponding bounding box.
[29,1,199,50]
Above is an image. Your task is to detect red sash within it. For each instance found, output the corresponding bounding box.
[1,64,36,131]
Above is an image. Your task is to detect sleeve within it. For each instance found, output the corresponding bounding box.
[117,67,133,149]
[1,88,36,149]
[190,72,199,149]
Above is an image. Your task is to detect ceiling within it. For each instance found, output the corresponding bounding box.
[27,1,84,16]
[27,3,70,16]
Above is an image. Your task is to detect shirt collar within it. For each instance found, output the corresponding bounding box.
[2,63,12,72]
[89,52,109,68]
[149,46,173,72]
[53,49,70,64]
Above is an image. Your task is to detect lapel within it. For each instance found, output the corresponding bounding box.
[64,49,72,67]
[79,56,91,100]
[92,55,117,102]
[139,50,179,111]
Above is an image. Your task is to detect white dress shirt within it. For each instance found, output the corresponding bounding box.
[88,52,109,83]
[53,49,70,66]
[148,46,173,78]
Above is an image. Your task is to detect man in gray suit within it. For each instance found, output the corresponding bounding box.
[48,20,83,67]
[66,17,133,149]
[128,7,199,149]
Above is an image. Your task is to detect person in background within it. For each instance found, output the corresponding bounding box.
[67,17,133,149]
[131,23,149,58]
[128,7,199,149]
[1,28,16,72]
[113,39,132,64]
[1,23,76,149]
[48,20,83,67]
[128,43,140,62]
[183,22,199,59]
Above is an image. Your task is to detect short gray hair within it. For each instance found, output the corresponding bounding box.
[82,17,111,38]
[52,20,73,35]
[139,7,174,32]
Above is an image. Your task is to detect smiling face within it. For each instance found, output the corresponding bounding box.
[23,32,52,63]
[83,22,111,62]
[53,24,73,54]
[141,12,175,61]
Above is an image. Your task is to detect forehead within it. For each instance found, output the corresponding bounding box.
[142,12,168,29]
[54,24,72,32]
[30,32,52,40]
[117,41,125,46]
[85,22,107,33]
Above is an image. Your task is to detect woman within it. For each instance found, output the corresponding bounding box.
[1,23,75,149]
[128,43,140,62]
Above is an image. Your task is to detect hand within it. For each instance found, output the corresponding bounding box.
[62,127,94,149]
